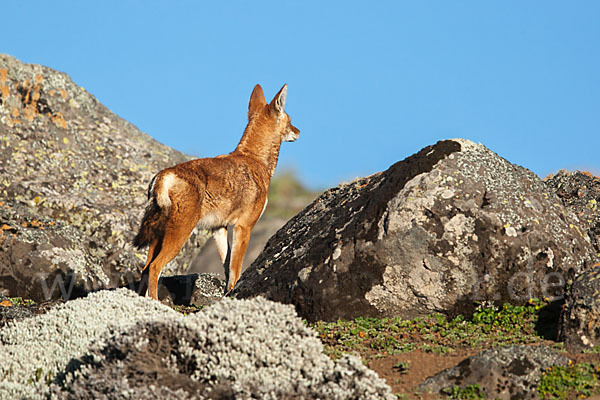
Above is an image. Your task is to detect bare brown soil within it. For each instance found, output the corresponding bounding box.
[368,349,479,398]
[366,345,600,398]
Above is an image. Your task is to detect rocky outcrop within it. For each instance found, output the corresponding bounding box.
[545,170,600,256]
[559,263,600,352]
[0,289,394,399]
[233,139,597,321]
[418,345,570,399]
[0,54,209,301]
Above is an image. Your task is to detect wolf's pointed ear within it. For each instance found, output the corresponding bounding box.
[248,84,267,118]
[270,84,287,114]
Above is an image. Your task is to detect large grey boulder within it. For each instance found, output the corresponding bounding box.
[233,139,597,321]
[0,54,208,301]
[418,345,570,399]
[559,263,600,352]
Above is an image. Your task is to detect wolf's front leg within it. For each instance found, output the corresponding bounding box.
[227,224,251,292]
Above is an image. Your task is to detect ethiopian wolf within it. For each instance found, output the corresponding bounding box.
[133,84,299,299]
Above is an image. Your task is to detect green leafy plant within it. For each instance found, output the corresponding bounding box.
[538,363,600,399]
[27,367,53,386]
[392,361,410,374]
[7,297,35,307]
[472,300,540,332]
[310,299,548,361]
[441,384,485,399]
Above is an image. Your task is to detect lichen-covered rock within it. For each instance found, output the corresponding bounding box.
[544,170,600,257]
[559,263,600,352]
[233,139,597,321]
[0,54,209,301]
[417,345,570,399]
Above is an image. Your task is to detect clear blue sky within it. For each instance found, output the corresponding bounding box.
[2,1,599,188]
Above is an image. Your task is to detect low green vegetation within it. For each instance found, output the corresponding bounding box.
[392,361,410,375]
[308,299,599,399]
[310,299,549,360]
[441,384,485,400]
[6,297,35,307]
[538,363,600,399]
[28,367,53,386]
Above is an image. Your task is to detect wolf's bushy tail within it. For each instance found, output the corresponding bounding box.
[133,173,173,249]
[133,198,168,249]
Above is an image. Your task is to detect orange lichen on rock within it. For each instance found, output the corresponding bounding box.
[52,112,68,129]
[0,68,8,99]
[0,84,8,99]
[19,78,42,122]
[0,300,12,307]
[20,219,44,229]
[581,171,600,180]
[23,104,36,122]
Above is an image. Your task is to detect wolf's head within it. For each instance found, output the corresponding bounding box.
[248,84,300,143]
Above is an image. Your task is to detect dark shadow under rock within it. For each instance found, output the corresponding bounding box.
[534,299,564,341]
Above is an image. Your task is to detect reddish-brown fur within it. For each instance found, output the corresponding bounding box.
[134,84,299,299]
